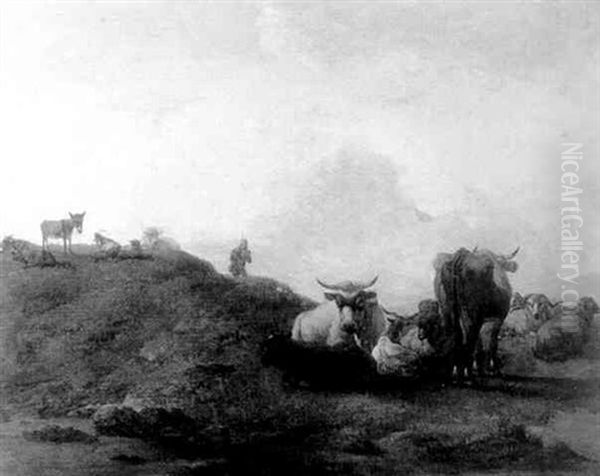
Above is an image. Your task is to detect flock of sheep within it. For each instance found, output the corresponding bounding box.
[372,292,599,379]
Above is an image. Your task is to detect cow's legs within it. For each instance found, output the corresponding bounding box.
[474,338,486,376]
[488,323,502,375]
[462,324,481,381]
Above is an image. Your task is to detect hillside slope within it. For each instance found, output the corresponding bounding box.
[0,249,314,428]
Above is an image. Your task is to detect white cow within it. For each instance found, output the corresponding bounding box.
[291,277,389,354]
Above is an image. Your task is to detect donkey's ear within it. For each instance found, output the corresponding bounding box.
[69,212,74,218]
[82,211,86,216]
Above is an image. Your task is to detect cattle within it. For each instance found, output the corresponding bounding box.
[415,300,456,380]
[371,300,437,377]
[261,334,376,389]
[41,212,86,254]
[533,297,599,362]
[433,247,519,380]
[291,276,389,354]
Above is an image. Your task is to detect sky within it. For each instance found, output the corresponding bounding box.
[1,1,598,306]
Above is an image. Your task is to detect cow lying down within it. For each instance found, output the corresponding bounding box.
[371,331,433,377]
[372,299,460,380]
[371,301,439,378]
[261,334,377,389]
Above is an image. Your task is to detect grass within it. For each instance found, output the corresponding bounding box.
[1,248,315,428]
[1,247,598,474]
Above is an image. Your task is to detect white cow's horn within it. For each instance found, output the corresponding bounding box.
[316,279,344,291]
[357,275,378,289]
[316,275,378,293]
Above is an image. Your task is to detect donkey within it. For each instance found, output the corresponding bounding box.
[41,212,86,254]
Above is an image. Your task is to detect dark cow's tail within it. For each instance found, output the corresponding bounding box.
[442,248,470,350]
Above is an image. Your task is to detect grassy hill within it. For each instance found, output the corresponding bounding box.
[2,246,600,474]
[0,247,317,431]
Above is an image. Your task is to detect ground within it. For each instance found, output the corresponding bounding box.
[0,246,599,475]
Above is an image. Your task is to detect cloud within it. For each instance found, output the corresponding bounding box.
[249,146,470,307]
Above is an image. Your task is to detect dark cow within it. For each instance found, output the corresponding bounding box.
[261,334,376,389]
[433,247,519,380]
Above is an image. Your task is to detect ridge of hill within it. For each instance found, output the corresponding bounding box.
[0,247,316,431]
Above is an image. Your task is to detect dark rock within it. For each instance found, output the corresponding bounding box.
[92,405,146,438]
[109,454,147,465]
[67,404,101,419]
[261,335,377,389]
[92,404,210,457]
[22,425,97,444]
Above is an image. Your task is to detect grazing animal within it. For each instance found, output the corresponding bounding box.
[372,301,438,377]
[533,297,599,362]
[503,293,556,336]
[416,305,456,380]
[383,315,407,344]
[524,293,561,323]
[41,212,86,254]
[261,334,376,389]
[502,307,534,336]
[433,246,519,379]
[2,236,69,268]
[93,232,121,259]
[291,276,389,354]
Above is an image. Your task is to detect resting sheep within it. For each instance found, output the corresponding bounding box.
[533,297,599,362]
[93,232,121,260]
[2,236,68,268]
[502,293,558,337]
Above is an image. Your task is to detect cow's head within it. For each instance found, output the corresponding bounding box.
[317,276,378,336]
[69,212,86,233]
[491,247,520,273]
[385,317,406,343]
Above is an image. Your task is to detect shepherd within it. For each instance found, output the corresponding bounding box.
[229,237,252,277]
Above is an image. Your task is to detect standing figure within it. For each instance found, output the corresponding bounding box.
[229,238,252,277]
[41,212,86,254]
